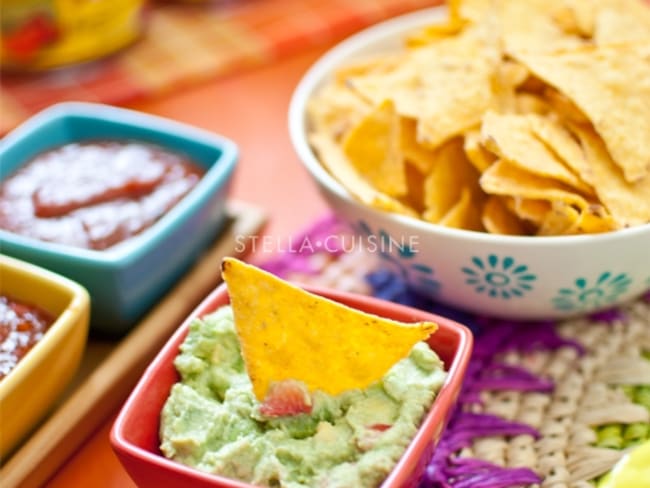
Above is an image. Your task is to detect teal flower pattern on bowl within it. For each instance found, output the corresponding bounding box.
[354,220,440,294]
[552,272,633,312]
[462,254,537,299]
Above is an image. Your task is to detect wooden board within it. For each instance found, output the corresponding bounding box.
[1,200,267,488]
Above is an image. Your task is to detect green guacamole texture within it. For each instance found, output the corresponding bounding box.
[160,306,446,488]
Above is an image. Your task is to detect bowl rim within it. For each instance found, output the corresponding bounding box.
[110,281,473,488]
[0,101,239,266]
[0,254,90,400]
[288,6,650,246]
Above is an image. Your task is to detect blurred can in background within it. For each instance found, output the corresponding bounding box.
[1,0,147,71]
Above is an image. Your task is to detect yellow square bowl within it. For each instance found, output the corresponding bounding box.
[0,255,90,460]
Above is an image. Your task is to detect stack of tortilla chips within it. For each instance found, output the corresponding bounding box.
[307,0,650,235]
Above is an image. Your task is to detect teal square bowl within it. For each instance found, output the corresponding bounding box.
[0,102,238,336]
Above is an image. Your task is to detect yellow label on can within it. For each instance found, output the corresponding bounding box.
[1,0,146,70]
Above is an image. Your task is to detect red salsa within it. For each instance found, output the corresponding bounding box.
[0,295,54,380]
[0,141,205,250]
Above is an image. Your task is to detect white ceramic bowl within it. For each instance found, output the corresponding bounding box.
[288,7,650,320]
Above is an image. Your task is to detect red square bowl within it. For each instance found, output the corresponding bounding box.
[110,283,473,488]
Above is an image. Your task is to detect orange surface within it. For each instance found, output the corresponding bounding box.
[0,0,442,134]
[44,45,331,487]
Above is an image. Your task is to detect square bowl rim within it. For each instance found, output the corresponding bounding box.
[0,254,90,400]
[0,102,239,266]
[110,281,473,488]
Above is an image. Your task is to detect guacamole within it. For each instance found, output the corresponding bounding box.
[160,306,446,488]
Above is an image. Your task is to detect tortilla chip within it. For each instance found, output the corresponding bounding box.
[498,0,587,55]
[509,197,551,226]
[568,204,617,234]
[309,131,417,217]
[406,16,468,47]
[550,1,592,37]
[480,159,590,209]
[538,201,617,235]
[571,124,650,227]
[482,196,529,235]
[493,60,530,112]
[481,111,593,195]
[348,21,500,149]
[432,186,484,231]
[514,93,551,115]
[400,117,437,173]
[334,54,403,83]
[517,73,549,95]
[594,6,650,45]
[307,81,370,141]
[449,0,492,24]
[221,258,438,399]
[542,87,590,125]
[342,99,407,197]
[537,201,579,235]
[423,138,481,222]
[527,113,594,187]
[516,44,650,182]
[399,162,427,213]
[552,0,650,45]
[464,130,496,173]
[499,60,530,87]
[433,186,469,228]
